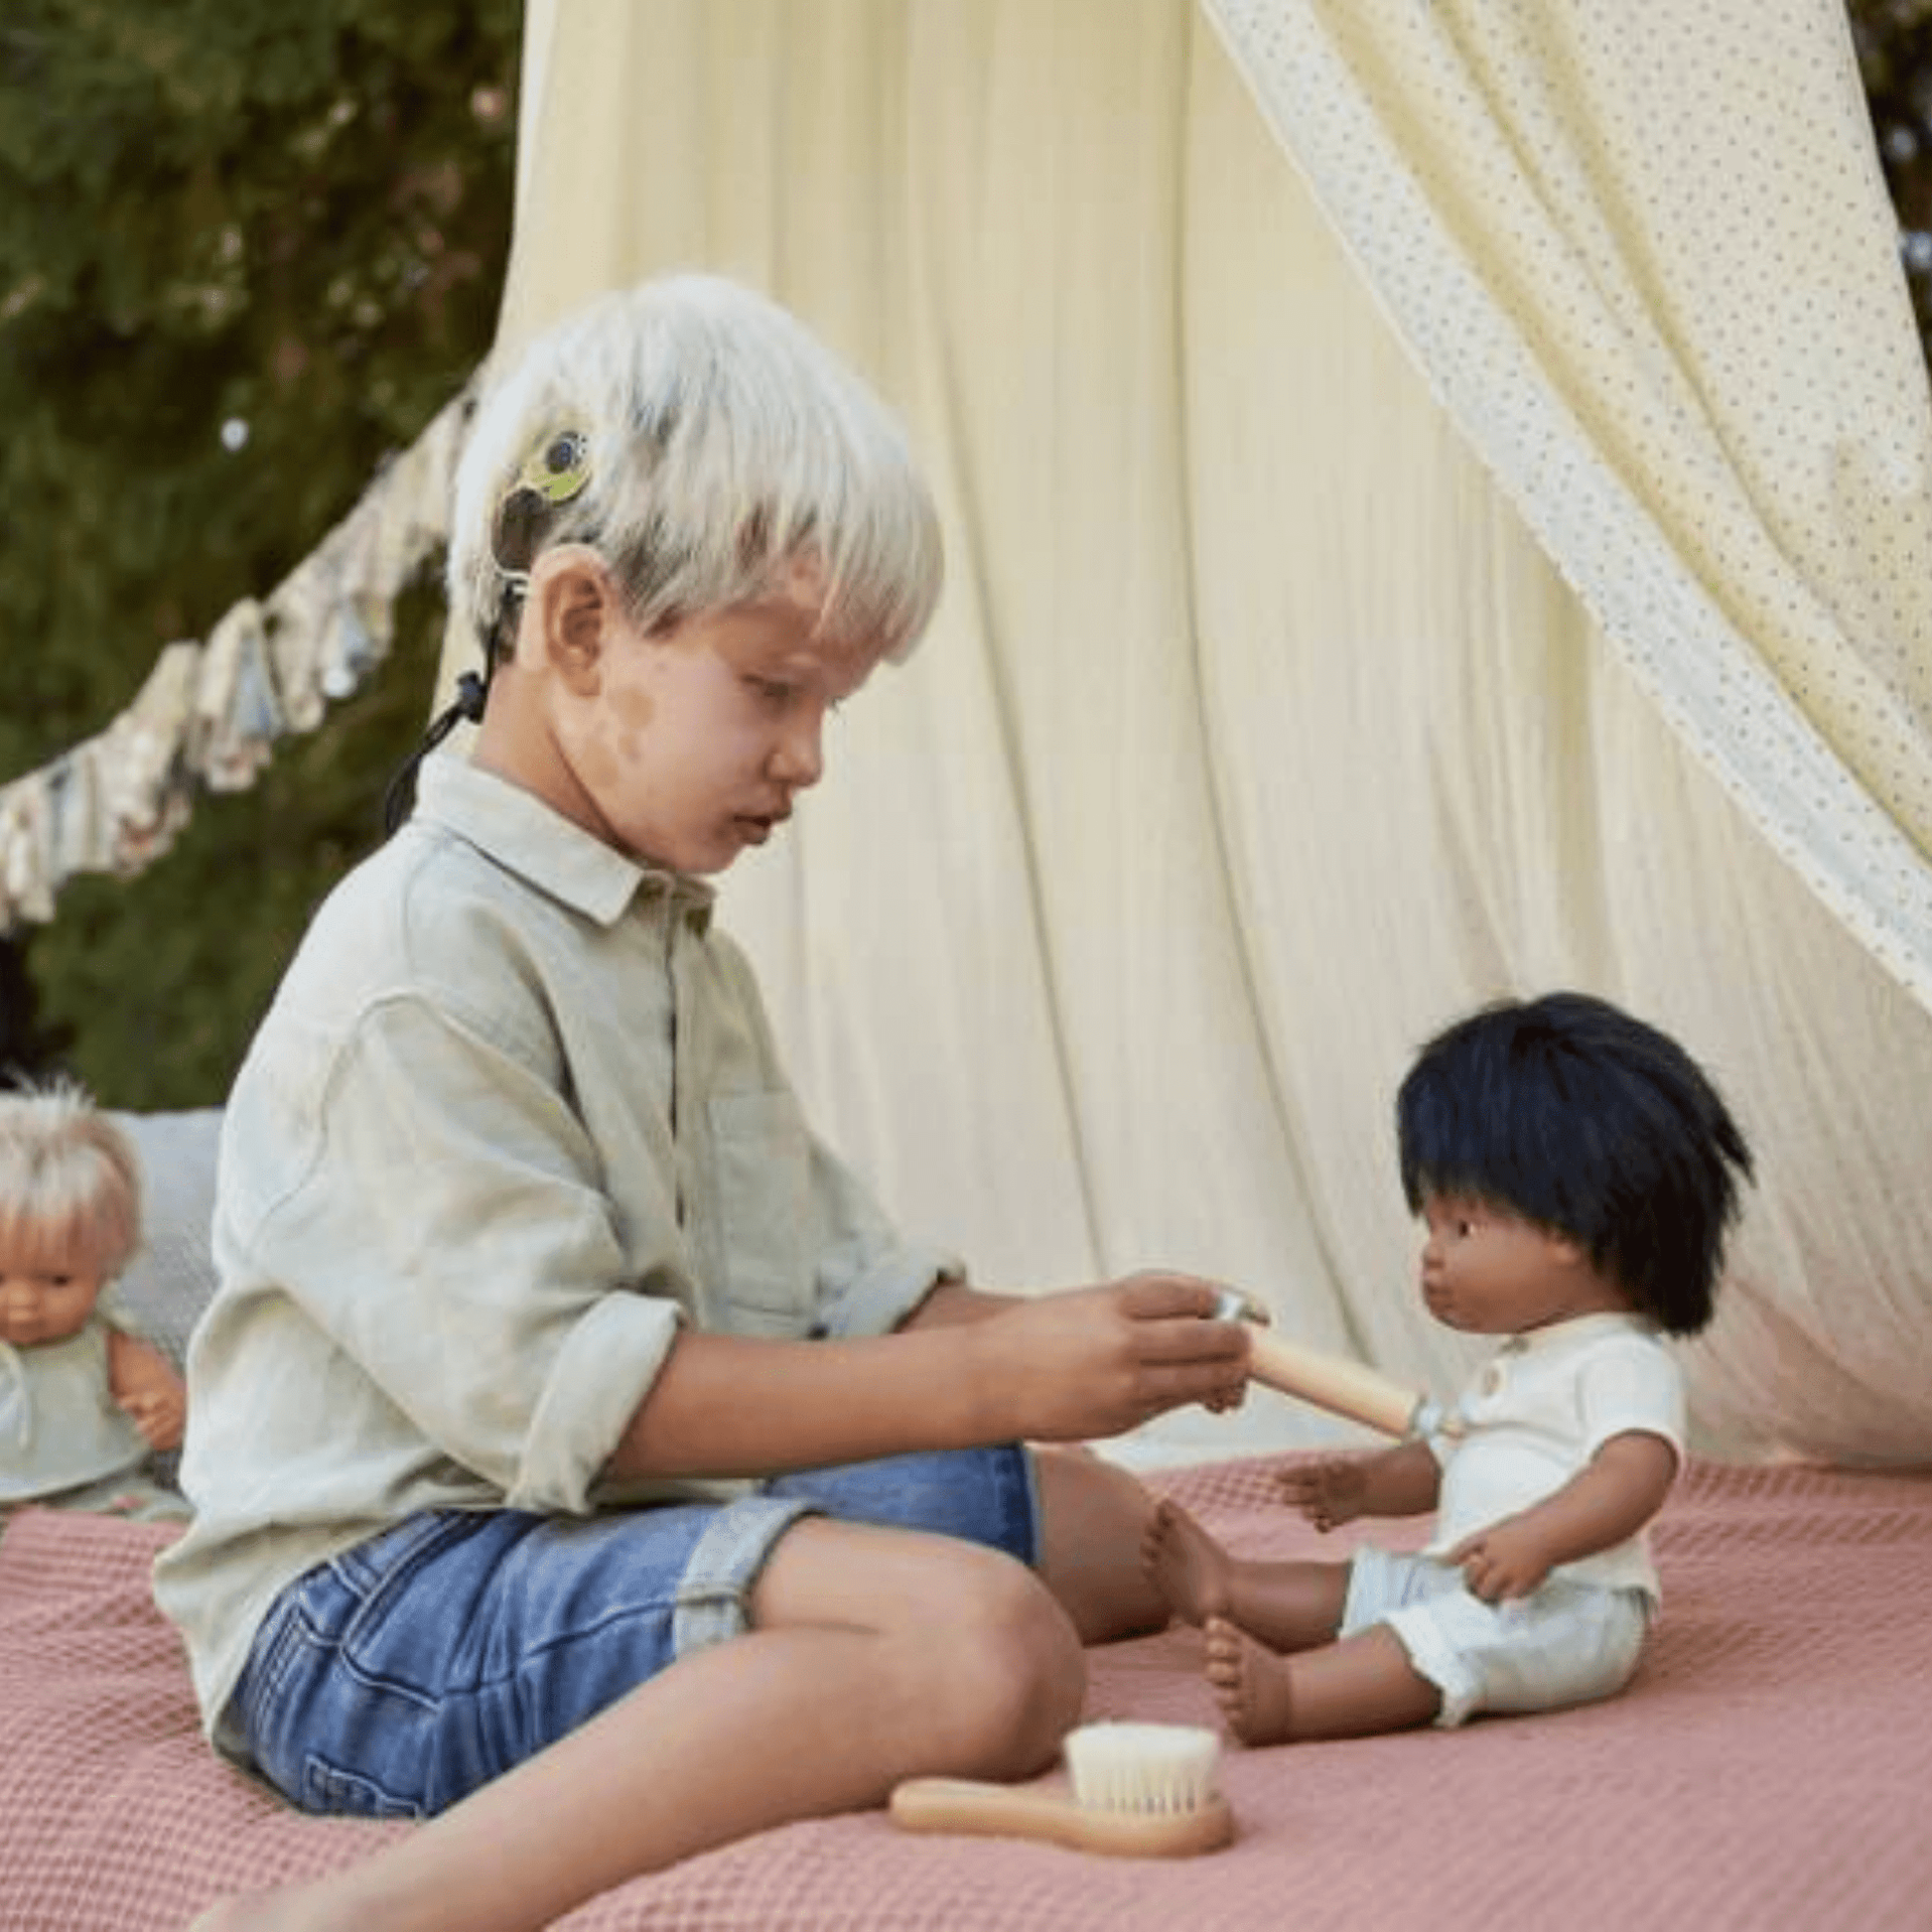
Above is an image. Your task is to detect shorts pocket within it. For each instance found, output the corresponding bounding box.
[708,1090,814,1325]
[302,1754,425,1821]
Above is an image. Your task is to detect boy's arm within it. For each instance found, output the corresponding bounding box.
[606,1274,1250,1481]
[1447,1429,1679,1601]
[106,1327,188,1452]
[897,1279,1020,1325]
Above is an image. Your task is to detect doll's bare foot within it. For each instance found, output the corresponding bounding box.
[1203,1614,1297,1744]
[1139,1499,1233,1626]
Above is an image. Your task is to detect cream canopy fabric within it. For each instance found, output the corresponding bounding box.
[452,0,1932,1468]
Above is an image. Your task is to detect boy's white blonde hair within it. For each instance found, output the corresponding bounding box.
[0,1078,141,1282]
[447,274,944,666]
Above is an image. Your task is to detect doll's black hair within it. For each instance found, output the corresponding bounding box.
[1396,992,1753,1335]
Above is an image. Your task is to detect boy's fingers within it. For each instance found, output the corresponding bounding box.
[1140,1358,1251,1408]
[1131,1312,1252,1364]
[1115,1273,1227,1320]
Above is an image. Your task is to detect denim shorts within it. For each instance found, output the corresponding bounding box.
[1344,1545,1651,1727]
[226,1445,1039,1820]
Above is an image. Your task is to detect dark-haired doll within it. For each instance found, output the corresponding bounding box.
[1144,991,1753,1744]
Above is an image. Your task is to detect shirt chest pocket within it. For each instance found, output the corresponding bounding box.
[707,1090,816,1332]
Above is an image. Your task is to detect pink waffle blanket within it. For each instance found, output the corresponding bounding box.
[6,1454,1931,1931]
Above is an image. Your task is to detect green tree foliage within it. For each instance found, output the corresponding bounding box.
[0,0,517,1105]
[1850,0,1932,344]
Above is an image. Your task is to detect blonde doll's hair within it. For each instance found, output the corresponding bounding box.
[446,273,945,671]
[0,1079,142,1283]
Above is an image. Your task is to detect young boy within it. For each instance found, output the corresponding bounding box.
[1143,991,1752,1744]
[157,274,1250,1931]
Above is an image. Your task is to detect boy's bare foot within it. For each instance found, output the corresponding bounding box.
[1203,1614,1297,1744]
[1139,1498,1233,1626]
[192,1885,340,1932]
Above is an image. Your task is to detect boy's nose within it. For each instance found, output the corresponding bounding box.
[770,708,825,787]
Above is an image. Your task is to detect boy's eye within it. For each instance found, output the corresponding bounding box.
[749,677,796,706]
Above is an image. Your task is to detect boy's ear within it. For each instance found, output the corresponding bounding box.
[530,548,614,693]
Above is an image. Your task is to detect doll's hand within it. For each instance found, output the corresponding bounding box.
[1276,1454,1372,1531]
[1445,1519,1554,1602]
[118,1383,186,1452]
[974,1273,1250,1443]
[108,1332,188,1451]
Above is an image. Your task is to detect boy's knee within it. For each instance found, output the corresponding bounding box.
[931,1554,1086,1778]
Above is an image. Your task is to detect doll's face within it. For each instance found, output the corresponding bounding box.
[0,1263,103,1348]
[1417,1195,1630,1336]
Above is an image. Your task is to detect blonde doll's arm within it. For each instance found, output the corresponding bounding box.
[107,1328,187,1452]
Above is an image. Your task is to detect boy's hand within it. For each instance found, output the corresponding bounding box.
[1276,1453,1372,1531]
[975,1273,1250,1443]
[1445,1518,1554,1601]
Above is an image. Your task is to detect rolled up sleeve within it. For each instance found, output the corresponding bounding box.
[804,1131,962,1339]
[237,991,690,1511]
[515,1289,682,1510]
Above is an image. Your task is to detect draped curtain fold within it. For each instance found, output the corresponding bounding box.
[452,0,1932,1466]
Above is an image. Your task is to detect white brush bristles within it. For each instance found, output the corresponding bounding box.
[1060,1722,1222,1817]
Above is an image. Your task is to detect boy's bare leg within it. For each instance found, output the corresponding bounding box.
[1033,1444,1171,1642]
[188,1518,1084,1932]
[1141,1498,1351,1652]
[1203,1618,1440,1744]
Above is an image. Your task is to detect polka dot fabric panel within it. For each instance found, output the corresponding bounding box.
[1204,0,1932,1007]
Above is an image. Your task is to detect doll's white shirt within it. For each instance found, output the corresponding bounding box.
[1423,1311,1684,1600]
[0,1315,148,1502]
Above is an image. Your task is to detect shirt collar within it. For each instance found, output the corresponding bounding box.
[413,754,715,931]
[1498,1310,1659,1357]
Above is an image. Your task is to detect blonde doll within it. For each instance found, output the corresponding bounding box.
[0,1079,186,1521]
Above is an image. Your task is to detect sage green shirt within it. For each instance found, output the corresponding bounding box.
[153,755,957,1740]
[0,1318,148,1503]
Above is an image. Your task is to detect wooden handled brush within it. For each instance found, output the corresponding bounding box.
[890,1722,1234,1858]
[1212,1289,1443,1439]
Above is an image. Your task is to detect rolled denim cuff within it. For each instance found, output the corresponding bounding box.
[670,1493,819,1657]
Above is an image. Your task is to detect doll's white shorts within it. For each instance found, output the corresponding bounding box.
[1342,1545,1651,1728]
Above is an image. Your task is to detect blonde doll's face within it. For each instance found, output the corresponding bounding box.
[0,1262,104,1348]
